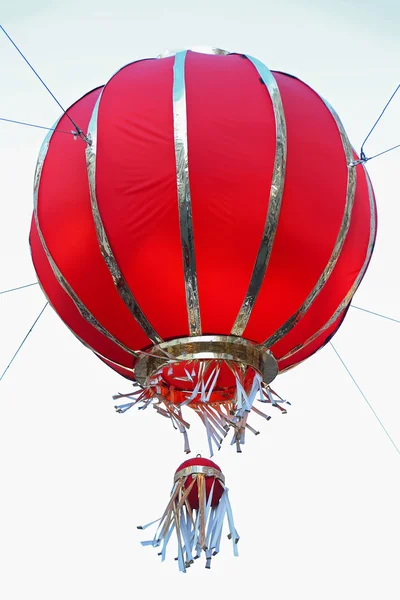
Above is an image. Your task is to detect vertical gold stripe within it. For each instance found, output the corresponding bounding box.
[33,118,137,357]
[263,95,357,349]
[279,163,376,362]
[86,93,162,344]
[231,55,287,336]
[173,51,202,336]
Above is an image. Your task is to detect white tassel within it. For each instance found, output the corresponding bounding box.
[139,468,239,571]
[114,361,289,455]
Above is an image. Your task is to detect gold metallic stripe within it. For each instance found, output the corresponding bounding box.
[279,163,376,362]
[86,94,162,345]
[231,56,287,336]
[263,97,357,349]
[33,119,137,357]
[173,51,202,336]
[174,465,225,483]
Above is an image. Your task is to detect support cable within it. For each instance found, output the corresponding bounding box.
[330,342,400,457]
[0,303,48,382]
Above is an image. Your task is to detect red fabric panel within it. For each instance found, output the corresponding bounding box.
[30,218,134,368]
[277,311,345,372]
[99,356,136,380]
[96,58,188,339]
[244,72,350,344]
[36,88,151,352]
[186,52,276,333]
[176,456,222,473]
[272,162,373,359]
[160,360,254,391]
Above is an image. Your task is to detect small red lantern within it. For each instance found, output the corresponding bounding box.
[30,48,376,453]
[138,457,238,571]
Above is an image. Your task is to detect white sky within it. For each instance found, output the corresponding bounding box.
[1,1,399,598]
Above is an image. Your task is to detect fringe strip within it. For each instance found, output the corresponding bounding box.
[114,360,290,456]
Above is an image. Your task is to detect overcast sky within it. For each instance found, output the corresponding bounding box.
[1,1,399,599]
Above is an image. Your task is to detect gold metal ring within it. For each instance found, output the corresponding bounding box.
[134,335,278,387]
[174,465,225,483]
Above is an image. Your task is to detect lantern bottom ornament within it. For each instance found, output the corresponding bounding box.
[114,336,289,455]
[138,457,238,572]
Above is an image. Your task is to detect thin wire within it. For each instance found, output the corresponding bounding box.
[330,342,400,456]
[351,304,400,325]
[0,117,74,135]
[0,302,48,382]
[0,282,39,296]
[360,84,400,161]
[0,24,88,142]
[364,143,400,162]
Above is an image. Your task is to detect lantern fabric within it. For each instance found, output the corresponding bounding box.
[30,49,376,452]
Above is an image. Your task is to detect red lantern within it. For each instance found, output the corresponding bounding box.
[138,457,238,571]
[30,48,376,453]
[176,457,225,508]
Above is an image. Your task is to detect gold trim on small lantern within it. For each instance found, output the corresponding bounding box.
[174,465,225,484]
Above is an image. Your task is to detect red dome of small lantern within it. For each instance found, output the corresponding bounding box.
[176,457,225,508]
[30,48,376,453]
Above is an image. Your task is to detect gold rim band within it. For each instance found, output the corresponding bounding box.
[134,335,278,386]
[174,465,225,484]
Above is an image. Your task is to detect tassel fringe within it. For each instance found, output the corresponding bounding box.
[138,473,238,572]
[114,359,289,456]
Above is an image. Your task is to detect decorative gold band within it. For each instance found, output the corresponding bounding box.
[173,51,202,336]
[33,116,137,357]
[231,55,287,336]
[134,335,278,387]
[174,465,225,483]
[86,89,162,344]
[262,82,357,349]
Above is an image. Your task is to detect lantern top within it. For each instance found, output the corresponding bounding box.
[157,46,230,58]
[174,457,225,483]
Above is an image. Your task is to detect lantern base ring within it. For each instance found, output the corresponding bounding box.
[174,465,225,484]
[134,335,278,387]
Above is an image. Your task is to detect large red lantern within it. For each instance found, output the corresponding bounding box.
[30,48,376,454]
